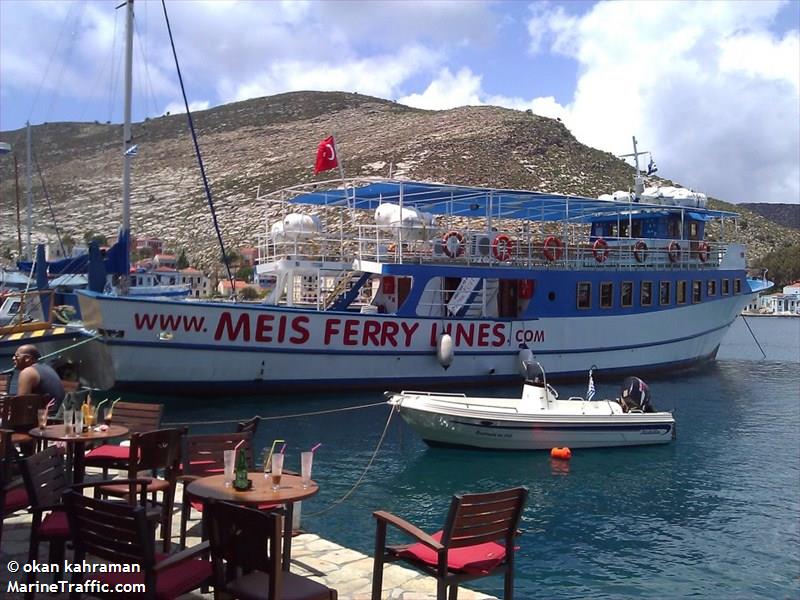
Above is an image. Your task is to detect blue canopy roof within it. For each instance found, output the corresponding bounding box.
[285,179,737,223]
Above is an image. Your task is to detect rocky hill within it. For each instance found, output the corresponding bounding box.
[1,91,797,271]
[739,203,799,231]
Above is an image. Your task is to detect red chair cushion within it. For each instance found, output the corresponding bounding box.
[98,553,211,600]
[398,530,507,575]
[84,444,130,463]
[3,486,29,513]
[39,511,70,538]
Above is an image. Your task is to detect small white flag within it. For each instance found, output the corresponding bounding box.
[587,369,596,401]
[124,144,139,156]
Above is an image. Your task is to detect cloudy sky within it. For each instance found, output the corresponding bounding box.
[1,0,798,204]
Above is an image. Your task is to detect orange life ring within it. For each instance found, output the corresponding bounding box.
[592,238,610,263]
[697,241,710,263]
[491,234,513,261]
[543,236,563,262]
[518,279,534,300]
[668,240,681,263]
[550,447,572,460]
[442,231,465,258]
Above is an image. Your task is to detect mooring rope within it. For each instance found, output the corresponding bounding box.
[741,315,767,359]
[162,400,388,427]
[304,403,397,517]
[1,331,102,375]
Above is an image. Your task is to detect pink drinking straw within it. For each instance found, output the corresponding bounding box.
[46,399,55,410]
[234,439,245,451]
[279,443,286,454]
[311,443,322,453]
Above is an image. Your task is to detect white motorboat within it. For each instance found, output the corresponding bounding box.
[387,363,675,450]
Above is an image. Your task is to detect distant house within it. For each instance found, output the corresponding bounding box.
[153,253,177,269]
[134,236,163,256]
[217,279,256,296]
[744,281,800,315]
[180,267,210,298]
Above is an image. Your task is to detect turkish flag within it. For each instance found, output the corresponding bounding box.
[314,135,339,174]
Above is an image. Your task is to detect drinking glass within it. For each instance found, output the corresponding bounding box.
[104,407,113,426]
[63,409,74,436]
[271,453,284,492]
[37,408,48,430]
[74,410,84,434]
[301,451,313,488]
[223,450,235,487]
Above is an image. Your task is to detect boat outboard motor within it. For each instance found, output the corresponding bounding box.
[619,376,653,412]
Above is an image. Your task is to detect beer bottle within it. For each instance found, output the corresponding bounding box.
[233,447,249,490]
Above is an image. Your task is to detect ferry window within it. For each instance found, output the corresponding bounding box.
[600,282,613,308]
[621,281,633,307]
[677,281,687,305]
[707,280,717,296]
[689,222,699,240]
[667,218,680,238]
[660,281,671,305]
[577,282,591,309]
[734,279,742,294]
[632,220,642,237]
[692,280,702,303]
[722,278,730,295]
[641,281,653,307]
[619,221,629,238]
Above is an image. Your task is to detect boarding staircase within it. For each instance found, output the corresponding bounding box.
[447,278,498,317]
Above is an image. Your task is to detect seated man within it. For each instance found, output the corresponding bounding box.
[12,344,66,410]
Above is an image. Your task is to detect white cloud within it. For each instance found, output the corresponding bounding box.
[398,68,483,110]
[525,0,800,204]
[162,100,211,116]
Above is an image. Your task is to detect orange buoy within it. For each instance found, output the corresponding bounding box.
[550,447,572,460]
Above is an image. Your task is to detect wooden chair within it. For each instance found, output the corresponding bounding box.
[207,500,337,600]
[0,372,10,395]
[97,427,185,552]
[63,481,212,600]
[178,431,255,549]
[1,428,30,551]
[0,394,49,456]
[84,400,164,476]
[19,446,71,597]
[371,487,529,600]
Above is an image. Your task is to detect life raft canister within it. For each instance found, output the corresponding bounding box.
[442,231,465,258]
[633,240,648,263]
[668,240,681,263]
[550,447,572,460]
[543,236,563,262]
[697,240,710,263]
[492,234,513,261]
[518,279,534,300]
[592,238,610,263]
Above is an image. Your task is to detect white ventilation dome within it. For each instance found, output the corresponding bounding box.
[271,213,322,242]
[374,203,435,241]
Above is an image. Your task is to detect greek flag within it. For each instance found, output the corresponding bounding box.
[646,156,657,175]
[124,144,139,157]
[587,369,596,401]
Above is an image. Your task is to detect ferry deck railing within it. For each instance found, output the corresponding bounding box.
[256,223,725,272]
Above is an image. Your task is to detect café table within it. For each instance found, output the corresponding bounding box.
[28,424,129,484]
[186,472,319,571]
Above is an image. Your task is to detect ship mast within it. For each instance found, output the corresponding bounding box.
[119,0,134,294]
[619,135,651,199]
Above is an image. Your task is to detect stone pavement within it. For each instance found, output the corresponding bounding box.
[1,480,498,600]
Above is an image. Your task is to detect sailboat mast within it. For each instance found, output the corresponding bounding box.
[26,121,32,260]
[119,0,134,292]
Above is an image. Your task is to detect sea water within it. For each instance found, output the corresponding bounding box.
[162,316,799,599]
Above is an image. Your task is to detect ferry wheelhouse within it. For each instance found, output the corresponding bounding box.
[76,178,769,394]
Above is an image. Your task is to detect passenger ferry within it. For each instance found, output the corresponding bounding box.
[75,175,771,394]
